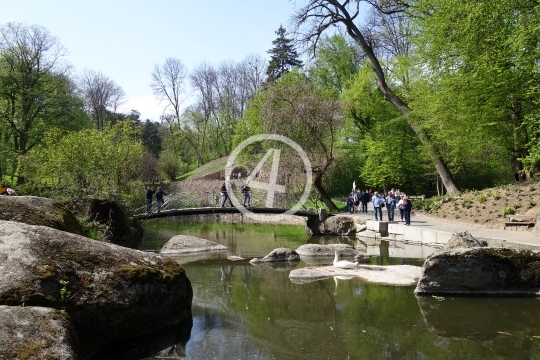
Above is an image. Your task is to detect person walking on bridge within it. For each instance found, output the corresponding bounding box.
[156,187,166,213]
[241,183,251,207]
[145,186,155,214]
[221,182,233,208]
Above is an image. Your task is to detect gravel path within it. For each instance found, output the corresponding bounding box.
[337,203,540,250]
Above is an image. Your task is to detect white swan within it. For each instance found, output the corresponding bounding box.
[333,247,358,268]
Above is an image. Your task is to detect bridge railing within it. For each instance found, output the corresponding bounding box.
[132,190,299,216]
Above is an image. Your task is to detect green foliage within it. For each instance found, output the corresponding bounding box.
[308,34,361,98]
[266,25,303,84]
[157,150,185,181]
[502,206,515,216]
[342,67,430,192]
[414,196,445,213]
[19,120,145,205]
[141,120,162,156]
[59,279,71,302]
[410,0,540,178]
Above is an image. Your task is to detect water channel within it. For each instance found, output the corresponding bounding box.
[106,217,540,359]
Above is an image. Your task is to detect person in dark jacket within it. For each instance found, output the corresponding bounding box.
[155,187,166,213]
[241,184,251,207]
[360,190,370,213]
[402,196,413,225]
[145,186,155,213]
[221,182,233,207]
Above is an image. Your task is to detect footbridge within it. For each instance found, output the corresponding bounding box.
[132,191,321,220]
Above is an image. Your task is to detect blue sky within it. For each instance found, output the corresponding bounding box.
[0,0,298,120]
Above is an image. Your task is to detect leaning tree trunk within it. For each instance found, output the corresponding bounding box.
[313,176,338,211]
[337,4,461,194]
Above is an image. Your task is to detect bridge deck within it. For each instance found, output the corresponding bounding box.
[133,207,319,220]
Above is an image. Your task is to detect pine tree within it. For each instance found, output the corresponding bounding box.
[266,25,303,84]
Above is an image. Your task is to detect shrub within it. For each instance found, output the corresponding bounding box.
[502,206,515,216]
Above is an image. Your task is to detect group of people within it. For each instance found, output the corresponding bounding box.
[220,182,251,207]
[145,185,166,214]
[347,188,413,225]
[219,172,244,181]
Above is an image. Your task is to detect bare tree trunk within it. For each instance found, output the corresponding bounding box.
[314,176,338,211]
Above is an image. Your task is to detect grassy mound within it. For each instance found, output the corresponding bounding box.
[414,181,539,227]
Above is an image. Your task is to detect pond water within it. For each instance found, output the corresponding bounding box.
[102,218,540,359]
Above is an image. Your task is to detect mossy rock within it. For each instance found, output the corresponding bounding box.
[0,195,83,235]
[0,306,79,359]
[0,220,192,359]
[70,198,143,248]
[415,247,540,296]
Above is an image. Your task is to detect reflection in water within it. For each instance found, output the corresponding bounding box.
[91,315,193,359]
[417,295,540,341]
[135,220,540,359]
[333,275,354,296]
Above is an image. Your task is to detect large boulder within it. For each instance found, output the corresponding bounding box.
[161,235,227,254]
[71,198,143,248]
[322,216,356,235]
[439,230,487,252]
[306,216,356,236]
[0,220,192,359]
[249,248,300,264]
[415,247,540,296]
[0,305,79,359]
[0,195,83,235]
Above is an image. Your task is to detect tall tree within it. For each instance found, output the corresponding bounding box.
[249,72,342,210]
[151,57,188,126]
[266,25,304,84]
[78,69,125,130]
[411,0,540,178]
[292,0,461,194]
[141,119,162,157]
[0,23,84,183]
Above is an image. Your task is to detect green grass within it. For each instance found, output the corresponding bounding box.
[178,156,229,181]
[302,198,347,213]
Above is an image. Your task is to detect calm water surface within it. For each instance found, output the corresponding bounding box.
[108,218,540,359]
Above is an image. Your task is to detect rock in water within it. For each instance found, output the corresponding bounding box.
[0,305,79,360]
[415,247,540,296]
[161,235,227,254]
[296,244,360,257]
[249,248,300,264]
[0,220,192,359]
